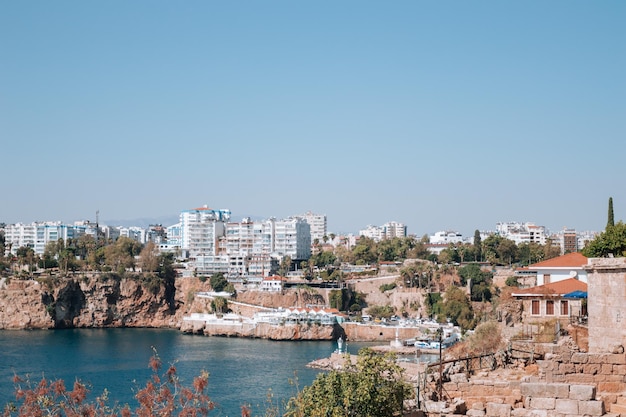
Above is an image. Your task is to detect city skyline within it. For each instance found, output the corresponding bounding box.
[2,2,624,238]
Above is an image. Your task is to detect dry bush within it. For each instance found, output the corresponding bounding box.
[448,321,504,358]
[3,350,215,417]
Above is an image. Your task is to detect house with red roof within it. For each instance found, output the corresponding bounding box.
[525,252,589,286]
[512,278,588,325]
[260,275,287,292]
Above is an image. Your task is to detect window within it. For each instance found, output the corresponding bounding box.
[531,300,540,315]
[561,300,569,316]
[546,300,555,315]
[544,274,551,284]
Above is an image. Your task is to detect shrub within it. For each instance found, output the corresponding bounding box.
[379,283,396,293]
[4,350,214,417]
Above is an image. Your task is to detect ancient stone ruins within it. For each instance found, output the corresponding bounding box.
[410,257,626,417]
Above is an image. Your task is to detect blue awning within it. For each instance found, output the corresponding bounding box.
[564,290,587,299]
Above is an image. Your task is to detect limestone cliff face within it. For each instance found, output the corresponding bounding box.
[181,320,344,341]
[0,275,212,330]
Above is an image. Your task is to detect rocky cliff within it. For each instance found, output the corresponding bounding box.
[0,274,212,330]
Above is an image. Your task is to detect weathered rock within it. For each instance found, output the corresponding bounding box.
[0,274,214,330]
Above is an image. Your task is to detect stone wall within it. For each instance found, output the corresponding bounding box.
[437,373,607,416]
[585,257,626,354]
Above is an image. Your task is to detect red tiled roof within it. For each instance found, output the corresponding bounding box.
[263,275,286,281]
[512,278,587,297]
[528,252,588,269]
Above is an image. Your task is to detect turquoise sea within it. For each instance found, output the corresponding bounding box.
[0,329,376,416]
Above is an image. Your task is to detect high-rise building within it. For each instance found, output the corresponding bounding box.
[180,205,231,259]
[297,211,327,242]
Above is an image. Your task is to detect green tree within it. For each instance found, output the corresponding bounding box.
[473,230,482,261]
[103,237,141,274]
[211,296,229,314]
[278,255,292,276]
[209,272,229,292]
[352,237,377,265]
[582,221,626,258]
[497,238,518,266]
[367,304,395,319]
[608,197,615,229]
[441,286,475,330]
[458,263,493,302]
[286,348,411,417]
[309,250,337,268]
[138,242,160,273]
[15,246,36,275]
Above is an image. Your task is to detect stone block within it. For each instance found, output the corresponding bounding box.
[610,402,626,414]
[424,400,446,413]
[529,397,556,410]
[548,383,571,399]
[583,363,602,374]
[467,410,486,417]
[521,383,546,397]
[486,402,511,417]
[568,384,596,401]
[554,398,578,415]
[598,381,626,393]
[571,353,589,364]
[578,400,604,416]
[599,354,626,365]
[450,373,468,383]
[613,364,626,374]
[602,363,614,374]
[565,373,597,384]
[559,363,576,374]
[471,401,485,410]
[512,410,546,417]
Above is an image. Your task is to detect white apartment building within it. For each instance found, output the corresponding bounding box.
[383,221,407,239]
[273,217,311,260]
[430,231,464,245]
[297,211,327,242]
[212,217,310,278]
[4,223,36,254]
[118,226,148,244]
[4,222,90,255]
[496,222,547,245]
[180,205,231,259]
[359,225,385,241]
[359,221,407,242]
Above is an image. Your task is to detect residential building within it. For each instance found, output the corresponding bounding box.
[526,252,589,286]
[260,275,287,292]
[430,231,463,245]
[383,221,407,239]
[359,225,384,241]
[512,278,587,325]
[178,205,231,276]
[180,205,231,259]
[297,211,327,242]
[273,217,311,261]
[496,221,547,245]
[359,221,407,242]
[559,229,578,254]
[5,222,89,255]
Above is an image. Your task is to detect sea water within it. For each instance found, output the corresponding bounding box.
[0,329,376,416]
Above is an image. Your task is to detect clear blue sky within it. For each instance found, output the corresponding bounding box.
[2,1,624,237]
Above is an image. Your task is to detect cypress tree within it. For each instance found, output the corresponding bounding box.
[473,229,482,262]
[608,197,615,229]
